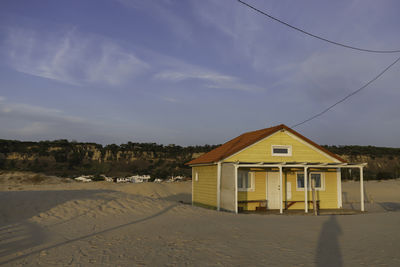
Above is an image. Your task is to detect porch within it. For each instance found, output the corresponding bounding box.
[218,162,367,214]
[239,208,363,215]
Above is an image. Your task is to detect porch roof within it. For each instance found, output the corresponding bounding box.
[229,161,367,168]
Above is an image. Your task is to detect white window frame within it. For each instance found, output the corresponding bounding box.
[195,172,199,182]
[271,145,292,156]
[296,172,325,191]
[238,170,255,192]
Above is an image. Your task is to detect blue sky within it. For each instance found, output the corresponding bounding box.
[0,0,399,147]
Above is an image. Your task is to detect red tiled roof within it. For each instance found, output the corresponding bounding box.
[186,124,346,165]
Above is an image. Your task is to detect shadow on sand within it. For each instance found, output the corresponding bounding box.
[0,190,116,225]
[160,193,192,204]
[378,202,400,212]
[0,221,45,259]
[315,215,343,267]
[0,203,177,265]
[0,190,117,264]
[0,190,180,265]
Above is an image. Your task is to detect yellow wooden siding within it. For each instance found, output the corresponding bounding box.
[192,165,218,208]
[224,130,338,163]
[238,171,266,211]
[236,170,339,210]
[283,171,338,209]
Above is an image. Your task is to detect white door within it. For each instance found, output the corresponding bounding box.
[267,172,280,209]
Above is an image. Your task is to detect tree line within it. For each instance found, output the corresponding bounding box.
[0,139,219,179]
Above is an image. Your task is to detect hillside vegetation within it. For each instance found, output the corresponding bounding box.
[0,139,399,180]
[323,145,400,180]
[0,139,218,179]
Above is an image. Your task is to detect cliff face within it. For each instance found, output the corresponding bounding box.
[0,140,214,178]
[0,140,399,180]
[0,142,199,162]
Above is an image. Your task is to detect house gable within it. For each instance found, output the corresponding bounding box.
[224,129,340,163]
[186,124,345,165]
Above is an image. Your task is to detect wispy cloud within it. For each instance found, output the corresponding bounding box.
[162,96,179,103]
[154,69,264,92]
[15,122,50,136]
[272,50,396,105]
[2,27,149,86]
[0,100,86,124]
[0,99,99,141]
[85,42,149,86]
[155,70,234,83]
[192,0,400,76]
[191,0,238,38]
[116,0,193,41]
[191,0,277,72]
[0,98,182,144]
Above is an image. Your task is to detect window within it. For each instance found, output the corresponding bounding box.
[310,173,321,188]
[297,173,305,189]
[238,170,255,191]
[195,172,199,182]
[296,172,324,191]
[271,145,292,156]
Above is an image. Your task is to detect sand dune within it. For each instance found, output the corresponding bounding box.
[0,173,399,266]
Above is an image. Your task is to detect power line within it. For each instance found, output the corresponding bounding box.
[237,0,400,54]
[236,0,400,127]
[291,56,400,128]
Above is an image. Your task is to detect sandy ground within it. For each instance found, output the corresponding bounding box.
[0,172,399,266]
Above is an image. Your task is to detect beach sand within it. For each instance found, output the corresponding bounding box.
[0,172,399,266]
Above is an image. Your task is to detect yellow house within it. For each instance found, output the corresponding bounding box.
[187,124,367,214]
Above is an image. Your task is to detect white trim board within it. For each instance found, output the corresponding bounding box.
[337,168,342,208]
[188,163,217,167]
[234,165,238,214]
[191,168,194,205]
[271,145,292,157]
[235,163,366,169]
[217,162,221,211]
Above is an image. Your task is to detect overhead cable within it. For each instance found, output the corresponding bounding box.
[237,0,400,54]
[291,56,400,128]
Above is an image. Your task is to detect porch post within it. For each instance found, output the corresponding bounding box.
[234,164,239,214]
[191,167,194,206]
[337,168,342,208]
[304,166,308,213]
[217,162,221,211]
[279,165,283,214]
[360,166,364,212]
